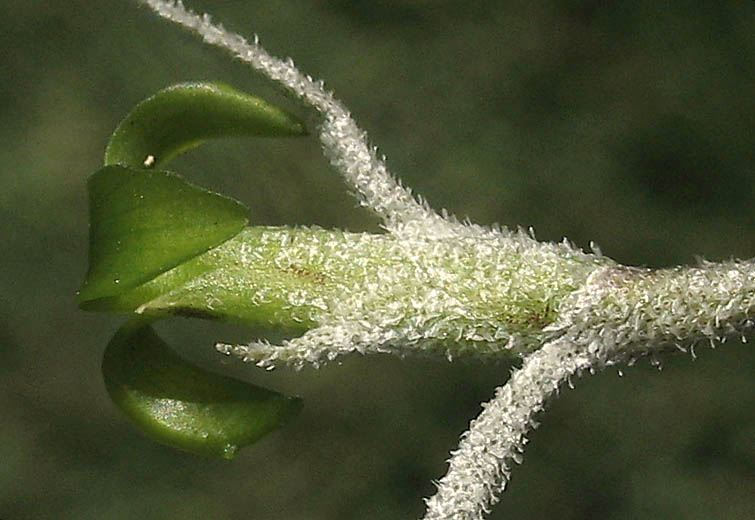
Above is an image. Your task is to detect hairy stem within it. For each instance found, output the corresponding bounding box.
[423,262,755,519]
[423,336,590,520]
[139,0,441,232]
[133,3,754,519]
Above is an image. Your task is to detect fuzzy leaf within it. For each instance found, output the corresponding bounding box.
[104,82,306,169]
[102,319,302,459]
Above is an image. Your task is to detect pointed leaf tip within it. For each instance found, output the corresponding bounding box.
[102,320,303,459]
[105,82,307,169]
[78,165,248,306]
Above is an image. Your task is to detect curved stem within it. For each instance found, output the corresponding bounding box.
[132,4,755,519]
[423,262,755,519]
[139,0,442,232]
[422,335,592,520]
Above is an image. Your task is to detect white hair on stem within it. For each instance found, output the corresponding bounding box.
[135,2,755,519]
[423,336,593,520]
[139,0,448,234]
[425,261,755,520]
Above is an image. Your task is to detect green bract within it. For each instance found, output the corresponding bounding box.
[80,82,307,458]
[104,82,306,169]
[103,320,302,459]
[77,165,248,307]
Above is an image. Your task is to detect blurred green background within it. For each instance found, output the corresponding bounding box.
[1,1,753,518]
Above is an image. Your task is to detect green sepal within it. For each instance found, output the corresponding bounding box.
[104,82,306,169]
[84,227,322,334]
[78,165,248,306]
[102,319,303,459]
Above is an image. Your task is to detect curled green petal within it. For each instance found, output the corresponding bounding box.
[102,319,302,459]
[78,165,248,306]
[104,82,306,169]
